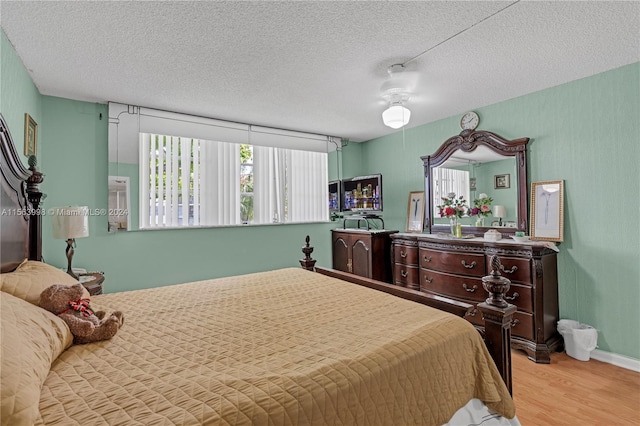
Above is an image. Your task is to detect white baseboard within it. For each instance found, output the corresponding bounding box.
[590,349,640,372]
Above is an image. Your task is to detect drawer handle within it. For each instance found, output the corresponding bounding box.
[505,292,519,301]
[423,255,432,263]
[511,319,520,327]
[461,260,477,269]
[424,276,433,283]
[466,308,478,317]
[463,283,478,293]
[401,270,408,278]
[500,264,518,274]
[400,251,407,258]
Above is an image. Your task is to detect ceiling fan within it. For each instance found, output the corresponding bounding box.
[380,64,418,129]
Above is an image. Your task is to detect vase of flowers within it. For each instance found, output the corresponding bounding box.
[471,193,493,227]
[437,192,469,236]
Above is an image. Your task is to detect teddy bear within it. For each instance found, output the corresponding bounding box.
[39,283,124,344]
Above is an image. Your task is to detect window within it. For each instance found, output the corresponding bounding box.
[432,167,470,217]
[140,134,328,228]
[140,134,201,227]
[109,102,332,230]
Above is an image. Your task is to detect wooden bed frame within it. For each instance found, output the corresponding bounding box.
[0,113,515,394]
[0,114,44,273]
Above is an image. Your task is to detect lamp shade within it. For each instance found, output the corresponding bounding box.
[382,105,411,129]
[492,205,507,219]
[51,206,89,239]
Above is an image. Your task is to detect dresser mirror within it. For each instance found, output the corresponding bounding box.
[421,130,530,235]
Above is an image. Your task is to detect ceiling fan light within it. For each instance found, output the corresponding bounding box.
[382,105,411,129]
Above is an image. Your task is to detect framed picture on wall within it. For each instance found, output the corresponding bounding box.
[494,174,510,189]
[24,113,37,156]
[530,180,564,242]
[406,191,425,233]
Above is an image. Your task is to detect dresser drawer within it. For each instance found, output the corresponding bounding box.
[505,282,533,313]
[420,269,486,303]
[421,249,486,277]
[464,305,534,341]
[492,256,532,284]
[511,311,534,341]
[394,244,418,266]
[465,305,484,327]
[393,264,419,290]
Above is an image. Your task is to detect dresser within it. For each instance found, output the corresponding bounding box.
[391,233,561,363]
[332,229,397,283]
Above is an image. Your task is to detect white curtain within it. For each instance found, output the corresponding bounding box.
[115,103,332,229]
[433,167,470,216]
[199,140,240,226]
[140,135,240,228]
[140,133,151,228]
[253,146,286,223]
[140,134,187,228]
[287,150,329,222]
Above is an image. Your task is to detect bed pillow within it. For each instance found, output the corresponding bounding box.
[0,291,73,425]
[0,260,89,305]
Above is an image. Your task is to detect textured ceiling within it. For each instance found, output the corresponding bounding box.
[1,1,638,142]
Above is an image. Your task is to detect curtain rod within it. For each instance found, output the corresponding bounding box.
[107,101,342,143]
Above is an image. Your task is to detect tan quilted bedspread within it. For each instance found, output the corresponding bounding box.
[36,268,514,425]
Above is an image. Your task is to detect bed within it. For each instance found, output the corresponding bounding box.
[0,114,518,425]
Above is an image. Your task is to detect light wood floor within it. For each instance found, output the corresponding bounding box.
[512,351,640,425]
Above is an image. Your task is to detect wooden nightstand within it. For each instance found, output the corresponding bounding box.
[79,272,105,296]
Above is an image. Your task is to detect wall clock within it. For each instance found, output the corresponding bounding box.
[460,111,479,130]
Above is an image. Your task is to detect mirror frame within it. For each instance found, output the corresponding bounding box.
[421,129,530,235]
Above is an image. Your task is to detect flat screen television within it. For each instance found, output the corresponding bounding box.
[341,174,382,214]
[328,180,341,212]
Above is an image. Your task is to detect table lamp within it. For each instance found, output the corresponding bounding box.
[492,205,507,226]
[51,206,89,279]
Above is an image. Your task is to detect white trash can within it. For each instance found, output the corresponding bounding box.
[557,319,598,361]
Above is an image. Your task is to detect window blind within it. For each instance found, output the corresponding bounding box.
[111,102,331,229]
[433,168,470,217]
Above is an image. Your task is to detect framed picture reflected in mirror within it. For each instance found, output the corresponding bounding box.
[494,174,510,189]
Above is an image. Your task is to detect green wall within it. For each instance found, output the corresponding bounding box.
[477,159,518,223]
[348,62,640,359]
[0,30,41,162]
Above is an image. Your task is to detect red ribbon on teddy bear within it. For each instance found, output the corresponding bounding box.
[63,298,95,317]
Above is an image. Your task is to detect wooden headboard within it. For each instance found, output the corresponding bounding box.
[0,114,44,273]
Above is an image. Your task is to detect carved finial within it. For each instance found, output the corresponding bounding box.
[490,255,502,277]
[301,235,314,256]
[482,255,511,308]
[26,154,45,207]
[299,235,317,271]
